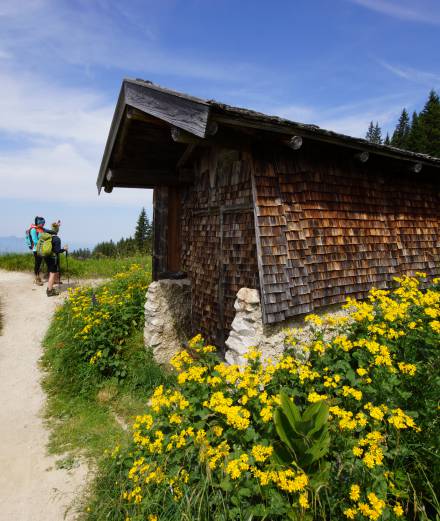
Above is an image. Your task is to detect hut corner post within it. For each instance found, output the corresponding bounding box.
[145,186,192,364]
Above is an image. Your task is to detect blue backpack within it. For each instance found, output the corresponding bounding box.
[25,225,37,250]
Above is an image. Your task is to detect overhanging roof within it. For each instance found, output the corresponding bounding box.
[97,79,440,193]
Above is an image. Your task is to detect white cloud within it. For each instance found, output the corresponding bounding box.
[269,95,407,138]
[0,140,151,207]
[348,0,440,25]
[0,69,113,146]
[378,60,440,87]
[0,0,258,83]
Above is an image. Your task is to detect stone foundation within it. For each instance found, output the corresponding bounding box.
[144,278,192,364]
[225,287,350,365]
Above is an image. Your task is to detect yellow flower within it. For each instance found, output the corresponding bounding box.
[344,507,357,519]
[251,444,273,463]
[148,515,158,521]
[299,492,309,509]
[225,454,249,479]
[307,391,328,403]
[349,484,360,501]
[393,503,404,517]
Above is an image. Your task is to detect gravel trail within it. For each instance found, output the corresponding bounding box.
[0,270,88,521]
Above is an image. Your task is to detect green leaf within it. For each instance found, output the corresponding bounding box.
[220,478,233,492]
[273,410,297,452]
[280,391,302,428]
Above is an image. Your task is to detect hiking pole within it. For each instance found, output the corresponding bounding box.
[65,251,70,285]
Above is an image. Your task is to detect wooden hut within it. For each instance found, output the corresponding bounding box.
[97,79,440,345]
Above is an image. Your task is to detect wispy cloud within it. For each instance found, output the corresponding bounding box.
[378,60,440,87]
[0,67,149,205]
[0,69,113,146]
[0,0,259,83]
[348,0,440,25]
[267,94,408,137]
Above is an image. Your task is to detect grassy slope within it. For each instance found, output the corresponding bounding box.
[42,328,166,461]
[0,253,151,279]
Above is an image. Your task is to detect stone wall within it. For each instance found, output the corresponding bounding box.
[225,287,350,365]
[144,278,192,364]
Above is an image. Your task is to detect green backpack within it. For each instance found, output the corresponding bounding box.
[36,233,53,257]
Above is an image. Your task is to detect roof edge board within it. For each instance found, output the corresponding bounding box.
[212,111,440,168]
[96,85,127,193]
[124,80,210,138]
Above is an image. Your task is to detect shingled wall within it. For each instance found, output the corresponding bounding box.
[252,144,440,324]
[181,146,259,343]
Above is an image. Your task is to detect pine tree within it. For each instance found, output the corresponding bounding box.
[384,133,390,145]
[407,111,422,152]
[373,122,383,144]
[391,108,410,150]
[366,121,382,144]
[417,89,440,157]
[134,207,149,252]
[366,121,375,142]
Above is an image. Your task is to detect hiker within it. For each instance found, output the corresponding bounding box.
[37,221,68,297]
[26,216,50,286]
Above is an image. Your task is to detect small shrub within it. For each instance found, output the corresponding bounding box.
[88,274,440,521]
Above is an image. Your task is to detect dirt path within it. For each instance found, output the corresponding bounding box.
[0,270,88,521]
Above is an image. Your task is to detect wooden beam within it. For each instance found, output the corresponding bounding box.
[109,168,194,187]
[206,120,219,136]
[285,135,303,150]
[126,106,167,125]
[171,127,201,144]
[212,113,438,169]
[96,87,126,193]
[125,80,210,138]
[176,144,197,169]
[410,162,423,173]
[355,151,369,163]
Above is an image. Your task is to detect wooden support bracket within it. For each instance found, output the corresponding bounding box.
[285,135,303,150]
[410,162,423,174]
[355,151,369,163]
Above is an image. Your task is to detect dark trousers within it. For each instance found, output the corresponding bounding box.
[33,252,43,276]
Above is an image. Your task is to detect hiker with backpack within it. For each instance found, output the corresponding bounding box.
[36,221,68,297]
[25,216,54,286]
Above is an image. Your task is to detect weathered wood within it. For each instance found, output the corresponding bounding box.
[285,135,303,150]
[171,127,201,144]
[108,168,193,187]
[212,112,439,169]
[152,187,169,281]
[176,144,197,169]
[167,186,181,272]
[355,151,369,163]
[410,162,423,173]
[97,87,127,193]
[125,80,210,138]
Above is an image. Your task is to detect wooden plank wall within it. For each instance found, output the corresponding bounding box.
[252,144,440,323]
[152,186,169,280]
[181,146,258,343]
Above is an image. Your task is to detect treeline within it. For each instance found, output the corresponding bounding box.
[365,89,440,158]
[72,208,152,259]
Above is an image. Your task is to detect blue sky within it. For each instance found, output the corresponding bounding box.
[1,0,439,247]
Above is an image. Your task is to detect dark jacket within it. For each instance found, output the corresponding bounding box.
[52,235,66,255]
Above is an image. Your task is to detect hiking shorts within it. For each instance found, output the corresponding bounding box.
[44,255,59,273]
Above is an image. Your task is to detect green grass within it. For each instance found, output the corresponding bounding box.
[0,253,151,278]
[42,326,170,460]
[40,271,172,518]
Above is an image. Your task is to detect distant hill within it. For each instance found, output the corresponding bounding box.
[0,236,94,255]
[0,236,28,254]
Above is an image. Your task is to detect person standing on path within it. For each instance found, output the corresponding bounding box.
[44,222,68,297]
[29,217,48,286]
